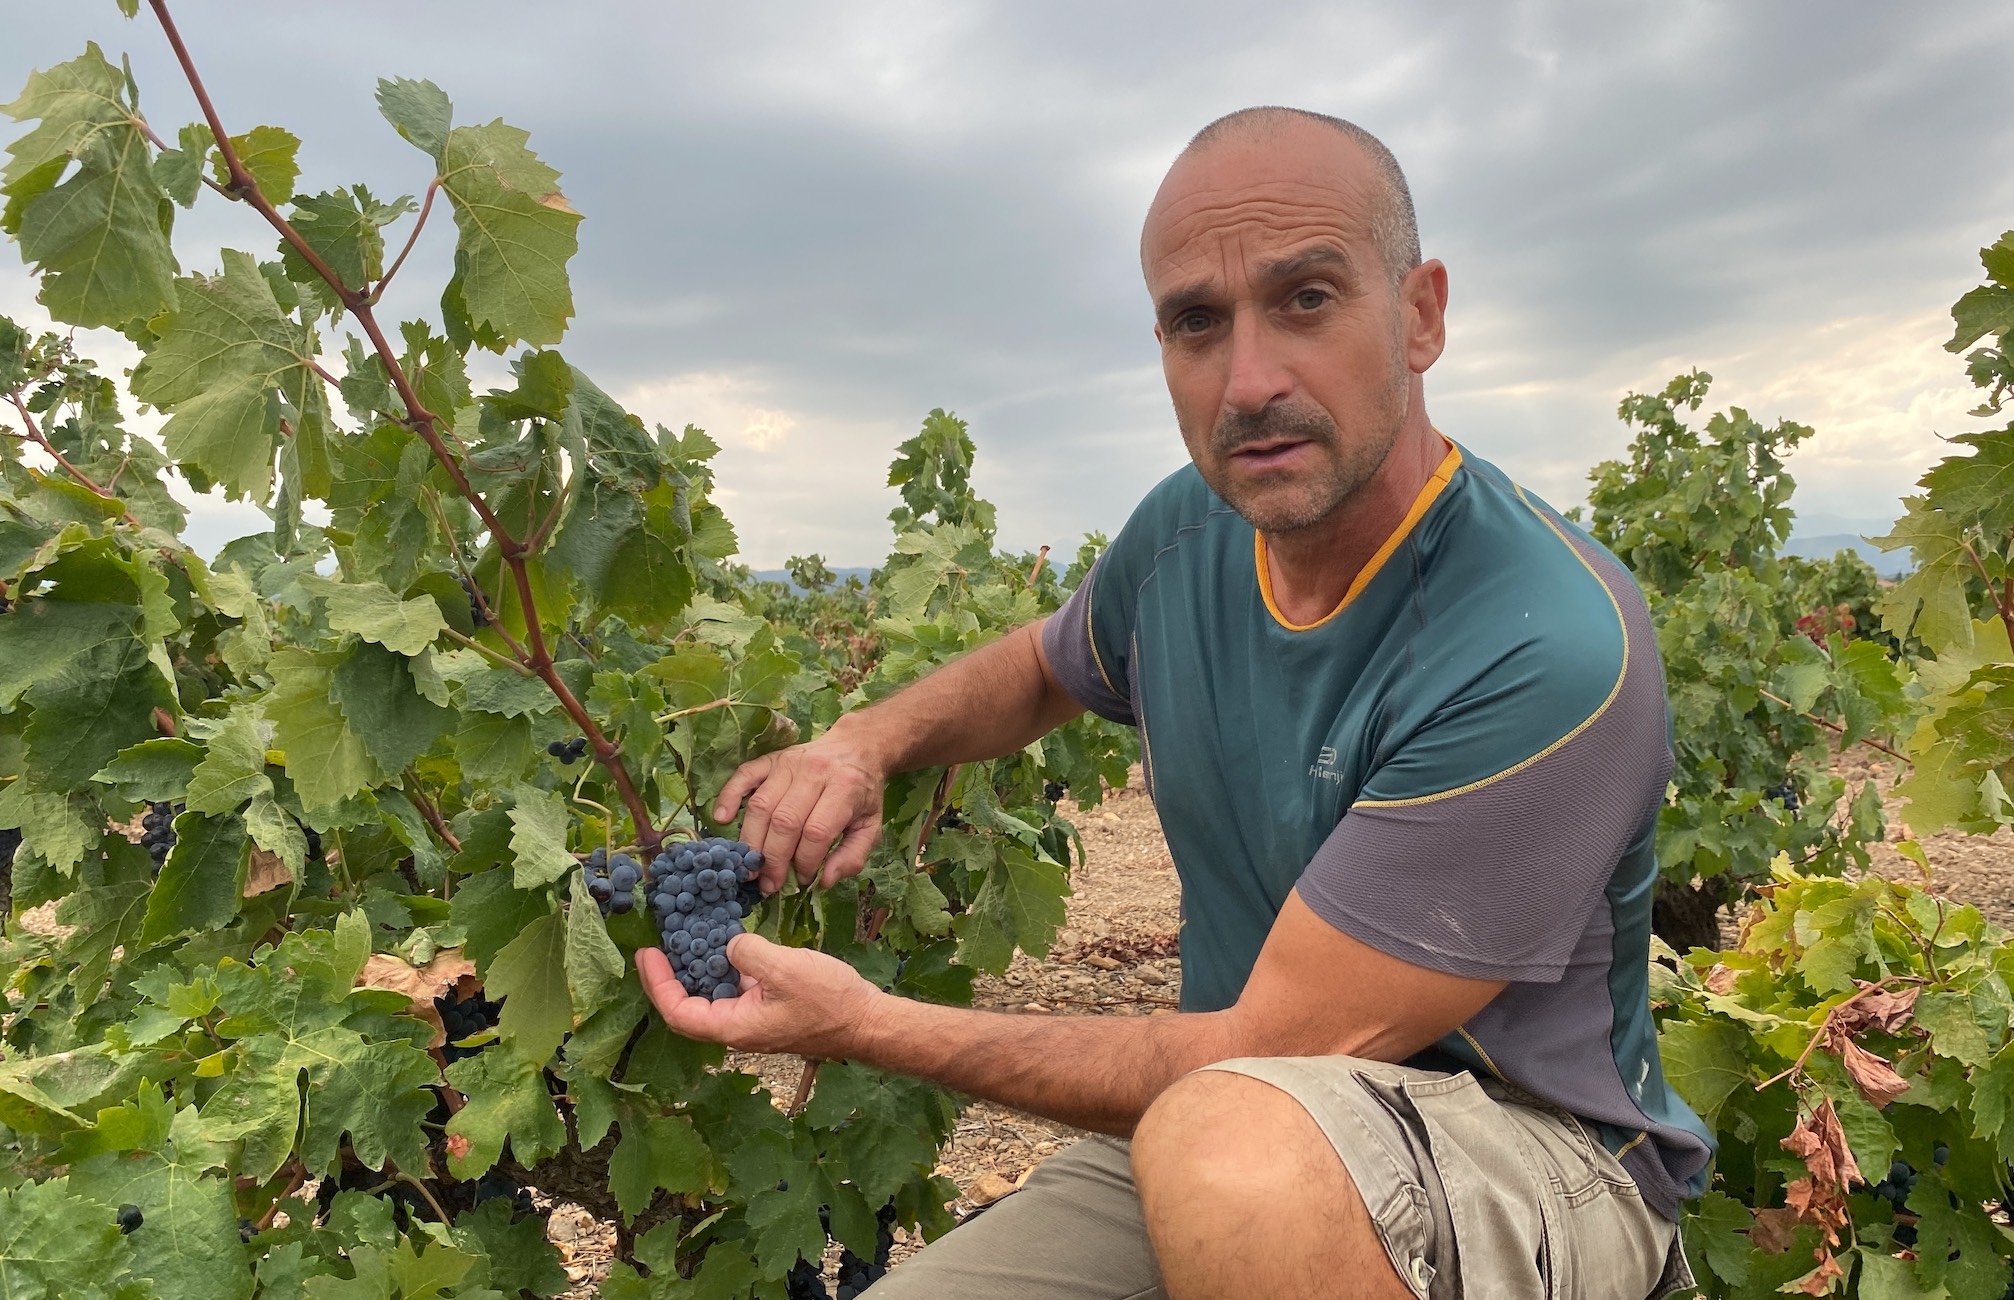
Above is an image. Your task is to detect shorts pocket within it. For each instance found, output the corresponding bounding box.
[1390,1072,1556,1300]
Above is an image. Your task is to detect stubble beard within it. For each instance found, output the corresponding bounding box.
[1194,367,1410,536]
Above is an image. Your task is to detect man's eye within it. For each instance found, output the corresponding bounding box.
[1173,311,1212,334]
[1292,288,1329,311]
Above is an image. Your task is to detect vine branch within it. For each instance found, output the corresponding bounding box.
[3,387,144,529]
[1756,689,1910,765]
[146,0,664,850]
[372,180,438,302]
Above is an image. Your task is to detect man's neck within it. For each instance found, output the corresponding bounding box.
[1260,418,1447,627]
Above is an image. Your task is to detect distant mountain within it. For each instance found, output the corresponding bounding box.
[1783,533,1908,577]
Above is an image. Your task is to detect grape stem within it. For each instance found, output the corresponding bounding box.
[1753,973,1927,1092]
[144,0,665,850]
[1957,536,2014,652]
[3,385,144,529]
[371,180,438,303]
[1755,690,1910,765]
[787,1057,821,1116]
[403,772,463,854]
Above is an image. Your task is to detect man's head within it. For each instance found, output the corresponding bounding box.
[1142,108,1447,535]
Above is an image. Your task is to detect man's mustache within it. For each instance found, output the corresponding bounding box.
[1211,404,1338,455]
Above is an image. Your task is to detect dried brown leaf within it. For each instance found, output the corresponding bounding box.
[1838,1039,1911,1109]
[1789,1249,1846,1295]
[1749,1207,1802,1254]
[244,847,293,898]
[357,949,477,1048]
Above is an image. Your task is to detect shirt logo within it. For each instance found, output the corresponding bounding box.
[1309,745,1344,785]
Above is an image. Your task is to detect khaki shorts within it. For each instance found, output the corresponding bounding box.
[863,1055,1694,1300]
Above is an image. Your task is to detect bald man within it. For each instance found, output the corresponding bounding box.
[639,107,1711,1300]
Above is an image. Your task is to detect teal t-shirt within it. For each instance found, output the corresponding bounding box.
[1041,441,1712,1219]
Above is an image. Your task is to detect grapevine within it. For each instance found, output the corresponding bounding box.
[0,6,1132,1296]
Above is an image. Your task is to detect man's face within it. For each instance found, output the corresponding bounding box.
[1142,129,1433,534]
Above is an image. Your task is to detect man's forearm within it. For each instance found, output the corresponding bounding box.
[849,995,1242,1134]
[833,619,1082,777]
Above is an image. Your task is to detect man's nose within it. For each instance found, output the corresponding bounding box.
[1220,307,1293,415]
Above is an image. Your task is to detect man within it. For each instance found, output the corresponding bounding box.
[638,107,1711,1300]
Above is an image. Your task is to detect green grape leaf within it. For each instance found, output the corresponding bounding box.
[300,574,447,656]
[128,249,320,500]
[185,704,273,814]
[608,1108,715,1222]
[329,640,453,774]
[94,736,203,803]
[451,867,552,971]
[1654,1019,1751,1129]
[564,874,627,1019]
[0,1177,142,1299]
[0,599,136,707]
[0,778,98,875]
[1872,499,1979,656]
[724,1127,829,1275]
[1,43,178,328]
[375,77,453,163]
[442,1049,565,1178]
[449,1199,568,1299]
[70,1106,250,1300]
[141,809,247,942]
[211,124,300,204]
[453,708,533,783]
[508,785,576,890]
[804,1064,947,1204]
[151,121,210,208]
[243,790,307,881]
[950,841,1070,974]
[437,120,581,347]
[282,186,391,294]
[266,648,384,811]
[202,957,436,1181]
[21,625,165,790]
[483,911,570,1064]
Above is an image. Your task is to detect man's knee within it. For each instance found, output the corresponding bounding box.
[1131,1067,1338,1207]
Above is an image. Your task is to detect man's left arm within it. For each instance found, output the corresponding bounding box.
[637,890,1504,1135]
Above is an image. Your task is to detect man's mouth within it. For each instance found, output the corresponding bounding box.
[1228,439,1309,469]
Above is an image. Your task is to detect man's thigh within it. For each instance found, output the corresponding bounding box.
[861,1135,1162,1300]
[1201,1056,1687,1300]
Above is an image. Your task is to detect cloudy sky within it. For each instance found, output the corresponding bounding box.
[5,1,2011,565]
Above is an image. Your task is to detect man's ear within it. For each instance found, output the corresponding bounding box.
[1403,259,1449,375]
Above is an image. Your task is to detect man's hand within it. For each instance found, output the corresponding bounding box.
[712,728,885,895]
[637,934,886,1058]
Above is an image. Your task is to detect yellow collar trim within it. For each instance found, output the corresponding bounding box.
[1255,439,1464,632]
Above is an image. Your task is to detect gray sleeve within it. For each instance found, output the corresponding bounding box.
[1295,576,1673,983]
[1040,562,1135,725]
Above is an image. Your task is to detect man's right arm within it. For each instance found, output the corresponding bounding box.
[712,617,1086,894]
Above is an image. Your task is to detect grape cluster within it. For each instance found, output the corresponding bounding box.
[116,1203,143,1234]
[644,838,762,1001]
[433,987,503,1064]
[459,574,488,628]
[0,827,19,872]
[1043,780,1066,803]
[581,847,642,915]
[1871,1157,1919,1211]
[141,802,180,869]
[1763,781,1800,813]
[547,737,590,764]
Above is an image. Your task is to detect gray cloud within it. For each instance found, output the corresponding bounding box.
[3,1,2010,564]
